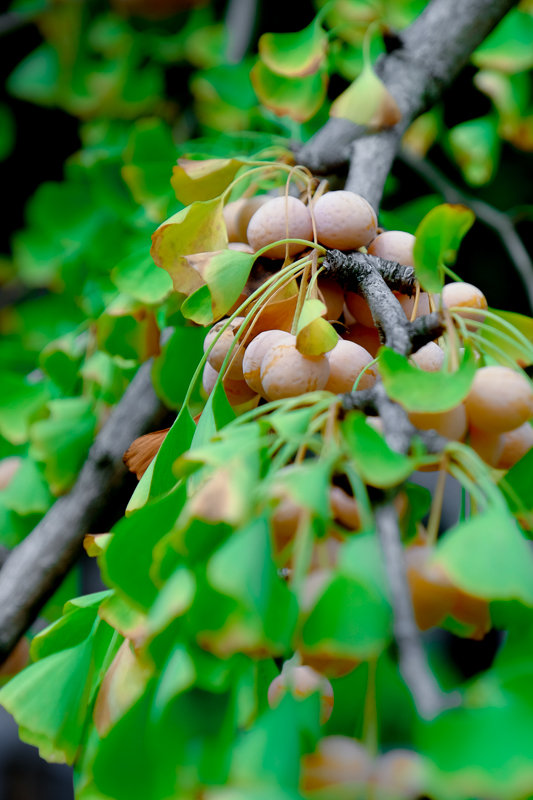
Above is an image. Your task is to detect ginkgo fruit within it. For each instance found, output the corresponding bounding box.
[409,404,468,441]
[202,362,257,406]
[300,736,372,792]
[345,292,375,328]
[468,425,503,467]
[313,190,377,250]
[343,323,381,357]
[410,342,445,372]
[329,486,361,531]
[260,337,330,400]
[497,422,533,469]
[442,281,487,317]
[318,277,345,321]
[368,230,415,266]
[204,317,246,379]
[242,329,293,395]
[325,339,376,393]
[247,196,313,258]
[267,664,334,723]
[396,291,431,320]
[464,365,533,433]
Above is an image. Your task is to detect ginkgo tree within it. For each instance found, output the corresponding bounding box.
[1,0,533,799]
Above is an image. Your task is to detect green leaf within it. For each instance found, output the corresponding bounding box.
[40,334,84,396]
[180,249,255,322]
[181,285,214,325]
[171,158,246,205]
[259,18,328,78]
[121,118,177,220]
[295,299,338,356]
[419,700,533,800]
[0,374,49,445]
[472,10,533,73]
[448,116,501,187]
[478,307,533,367]
[342,412,417,488]
[433,506,533,605]
[251,62,328,123]
[149,405,196,499]
[1,458,52,516]
[413,203,475,292]
[30,399,97,495]
[378,346,476,413]
[111,249,173,305]
[301,571,392,659]
[102,485,187,610]
[151,198,228,294]
[7,44,60,105]
[152,326,206,409]
[330,60,401,129]
[499,448,533,528]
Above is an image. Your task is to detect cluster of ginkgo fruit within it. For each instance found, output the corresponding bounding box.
[202,188,533,472]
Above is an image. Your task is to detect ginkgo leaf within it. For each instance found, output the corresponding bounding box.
[171,158,246,204]
[251,62,328,123]
[259,18,328,78]
[330,61,401,129]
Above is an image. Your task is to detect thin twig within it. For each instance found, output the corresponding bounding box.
[224,0,258,64]
[400,148,533,313]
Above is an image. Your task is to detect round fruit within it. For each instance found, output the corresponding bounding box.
[204,317,246,379]
[374,749,423,799]
[318,278,344,321]
[325,339,376,393]
[314,190,377,250]
[260,338,330,400]
[247,196,313,259]
[409,404,468,441]
[223,199,247,242]
[410,342,444,372]
[396,291,431,320]
[497,422,533,469]
[329,486,360,530]
[442,281,487,315]
[202,362,257,406]
[450,590,491,641]
[271,494,302,555]
[301,736,372,792]
[236,195,270,243]
[464,365,533,433]
[406,546,457,630]
[343,323,381,357]
[368,230,415,266]
[268,664,334,723]
[242,330,293,395]
[345,292,375,328]
[468,425,503,467]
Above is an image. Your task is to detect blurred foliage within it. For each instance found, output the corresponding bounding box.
[1,1,533,799]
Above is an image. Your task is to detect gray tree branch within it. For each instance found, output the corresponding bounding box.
[0,361,166,662]
[297,0,517,210]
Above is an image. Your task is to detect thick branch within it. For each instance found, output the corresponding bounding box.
[298,0,517,209]
[0,362,166,662]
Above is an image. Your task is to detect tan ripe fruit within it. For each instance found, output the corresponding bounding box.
[202,362,257,406]
[497,422,533,469]
[396,291,431,321]
[271,494,302,555]
[329,486,360,531]
[318,278,345,321]
[325,339,376,393]
[268,664,334,724]
[409,404,468,441]
[464,366,533,433]
[260,338,330,400]
[236,195,270,243]
[247,196,313,259]
[223,199,248,242]
[204,317,246,379]
[345,292,375,328]
[406,546,458,631]
[314,190,377,250]
[343,323,381,357]
[242,330,293,396]
[410,342,445,372]
[468,425,503,467]
[442,281,487,323]
[368,231,415,266]
[301,736,373,792]
[374,749,424,799]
